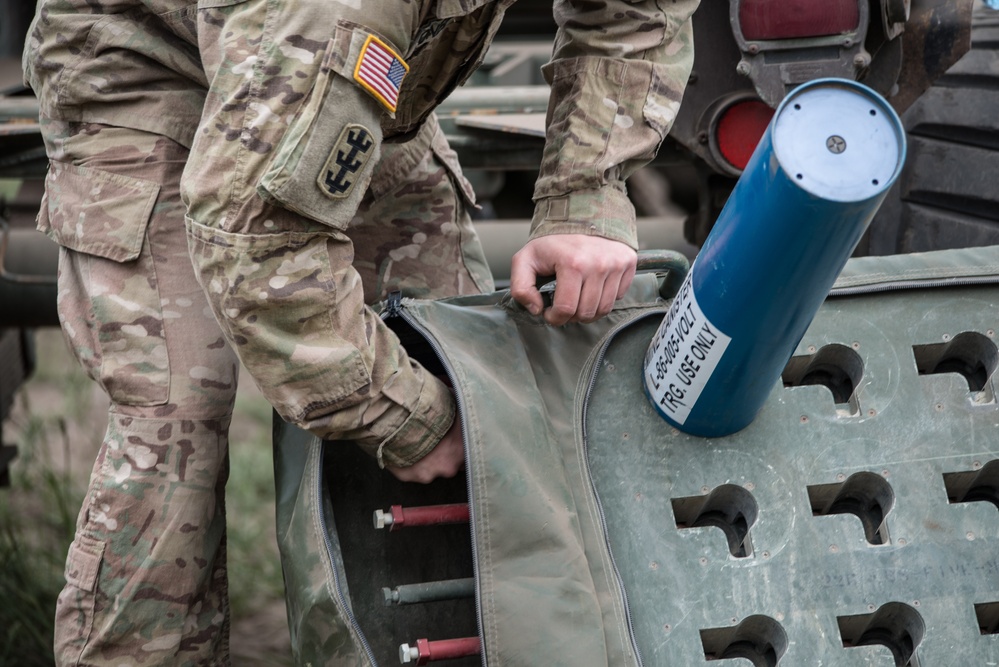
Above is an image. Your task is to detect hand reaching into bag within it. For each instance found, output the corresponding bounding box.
[386,413,464,484]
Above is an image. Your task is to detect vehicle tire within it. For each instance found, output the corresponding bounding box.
[863,4,999,255]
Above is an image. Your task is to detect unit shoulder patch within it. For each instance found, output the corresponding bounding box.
[353,34,409,114]
[318,124,375,200]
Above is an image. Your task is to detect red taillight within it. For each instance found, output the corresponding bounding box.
[715,100,774,171]
[738,0,859,41]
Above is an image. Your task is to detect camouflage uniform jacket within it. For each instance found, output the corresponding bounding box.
[24,0,698,463]
[25,0,698,250]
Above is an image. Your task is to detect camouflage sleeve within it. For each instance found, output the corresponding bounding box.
[530,0,700,249]
[180,0,468,471]
[187,215,456,469]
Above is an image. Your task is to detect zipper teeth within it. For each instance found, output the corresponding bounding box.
[316,446,380,665]
[829,275,999,297]
[580,309,668,667]
[396,305,487,667]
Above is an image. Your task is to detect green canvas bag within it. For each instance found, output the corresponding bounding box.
[274,245,999,666]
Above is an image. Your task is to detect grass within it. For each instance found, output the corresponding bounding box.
[0,331,97,666]
[0,329,293,665]
[0,434,79,667]
[227,385,290,621]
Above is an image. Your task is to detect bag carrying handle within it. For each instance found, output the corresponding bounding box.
[637,249,690,300]
[534,248,690,303]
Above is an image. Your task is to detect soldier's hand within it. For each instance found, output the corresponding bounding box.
[386,417,464,484]
[510,234,637,326]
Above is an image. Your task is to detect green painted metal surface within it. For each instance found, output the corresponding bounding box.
[586,252,999,665]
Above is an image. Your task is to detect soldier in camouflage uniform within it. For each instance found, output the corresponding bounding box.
[23,0,698,663]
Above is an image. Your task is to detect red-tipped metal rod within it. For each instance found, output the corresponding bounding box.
[373,503,470,531]
[399,637,481,664]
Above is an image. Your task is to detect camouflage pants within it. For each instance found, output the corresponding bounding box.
[39,116,491,667]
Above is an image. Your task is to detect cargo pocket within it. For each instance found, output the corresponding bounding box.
[39,161,169,406]
[63,533,105,594]
[257,22,400,231]
[53,533,105,660]
[186,220,371,423]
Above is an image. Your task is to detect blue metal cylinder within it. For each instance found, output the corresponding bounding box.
[643,79,906,437]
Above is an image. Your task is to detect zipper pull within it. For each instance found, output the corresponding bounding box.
[385,290,403,318]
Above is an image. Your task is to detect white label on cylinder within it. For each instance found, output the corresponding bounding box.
[643,272,731,425]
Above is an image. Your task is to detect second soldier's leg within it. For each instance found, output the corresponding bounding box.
[42,121,239,667]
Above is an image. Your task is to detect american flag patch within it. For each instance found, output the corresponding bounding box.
[353,35,409,114]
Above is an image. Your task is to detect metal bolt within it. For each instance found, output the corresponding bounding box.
[399,643,420,664]
[736,60,751,76]
[853,53,869,68]
[826,135,847,154]
[373,509,394,529]
[747,43,759,54]
[382,587,400,605]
